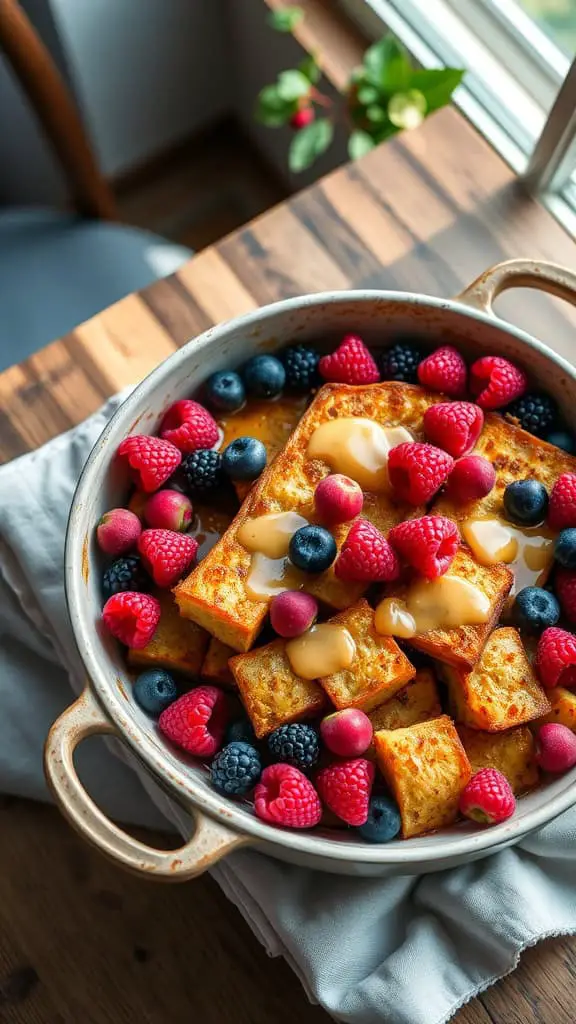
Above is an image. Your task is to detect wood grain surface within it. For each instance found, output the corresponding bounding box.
[2,108,576,1023]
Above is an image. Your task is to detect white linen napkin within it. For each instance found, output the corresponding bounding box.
[1,393,576,1024]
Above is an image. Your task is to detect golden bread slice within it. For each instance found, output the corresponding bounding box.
[175,382,441,651]
[200,637,236,689]
[457,725,539,794]
[534,686,576,732]
[434,412,576,523]
[218,395,308,501]
[374,715,471,838]
[366,668,441,758]
[127,589,208,677]
[230,639,326,738]
[315,600,415,712]
[442,627,551,731]
[384,547,513,670]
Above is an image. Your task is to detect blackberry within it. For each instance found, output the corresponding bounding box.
[506,392,557,438]
[380,341,423,384]
[210,742,262,796]
[268,723,320,769]
[281,344,320,392]
[102,555,148,602]
[181,449,223,495]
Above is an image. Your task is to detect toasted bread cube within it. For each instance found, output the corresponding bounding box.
[127,589,208,677]
[200,638,236,689]
[374,716,471,838]
[317,600,415,713]
[442,627,551,731]
[230,639,326,738]
[535,686,576,732]
[457,725,539,794]
[218,395,308,502]
[367,668,441,759]
[385,548,513,670]
[175,382,441,651]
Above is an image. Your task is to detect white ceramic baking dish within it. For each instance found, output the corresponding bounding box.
[44,259,576,880]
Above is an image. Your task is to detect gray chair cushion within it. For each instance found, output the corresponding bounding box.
[0,208,191,371]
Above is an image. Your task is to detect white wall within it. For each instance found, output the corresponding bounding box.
[50,0,230,176]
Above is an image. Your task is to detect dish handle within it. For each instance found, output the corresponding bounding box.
[457,258,576,314]
[44,686,250,880]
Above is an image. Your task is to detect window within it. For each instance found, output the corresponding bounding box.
[339,0,576,235]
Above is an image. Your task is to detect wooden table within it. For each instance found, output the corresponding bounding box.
[2,108,576,1023]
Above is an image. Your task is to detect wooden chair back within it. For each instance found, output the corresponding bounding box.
[0,0,118,219]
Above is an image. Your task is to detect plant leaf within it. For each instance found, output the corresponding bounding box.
[363,36,412,94]
[348,130,376,160]
[387,89,427,130]
[366,104,387,124]
[255,83,293,126]
[267,6,304,32]
[299,54,321,85]
[289,117,334,172]
[357,85,379,106]
[409,67,464,112]
[278,68,312,102]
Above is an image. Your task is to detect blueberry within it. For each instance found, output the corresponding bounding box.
[222,436,267,481]
[268,723,320,769]
[210,742,262,796]
[133,669,178,717]
[225,715,257,746]
[204,370,245,413]
[513,586,560,632]
[181,449,223,495]
[546,429,576,454]
[555,529,576,569]
[289,525,337,573]
[102,555,149,602]
[380,341,423,384]
[281,344,320,392]
[503,479,549,526]
[357,795,401,843]
[507,392,557,438]
[242,354,286,399]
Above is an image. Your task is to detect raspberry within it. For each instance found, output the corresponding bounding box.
[535,723,576,773]
[445,455,496,503]
[459,768,515,825]
[102,591,160,648]
[316,758,375,826]
[314,474,364,525]
[254,763,322,829]
[159,400,219,453]
[535,626,576,689]
[423,401,484,458]
[388,442,454,504]
[417,345,467,396]
[138,529,198,587]
[334,519,400,583]
[268,723,320,769]
[318,334,379,385]
[117,435,181,493]
[554,568,576,623]
[549,473,576,530]
[159,686,228,757]
[470,356,527,410]
[389,515,459,578]
[144,489,193,532]
[96,508,142,557]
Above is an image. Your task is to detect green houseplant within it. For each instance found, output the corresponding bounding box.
[256,5,465,173]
